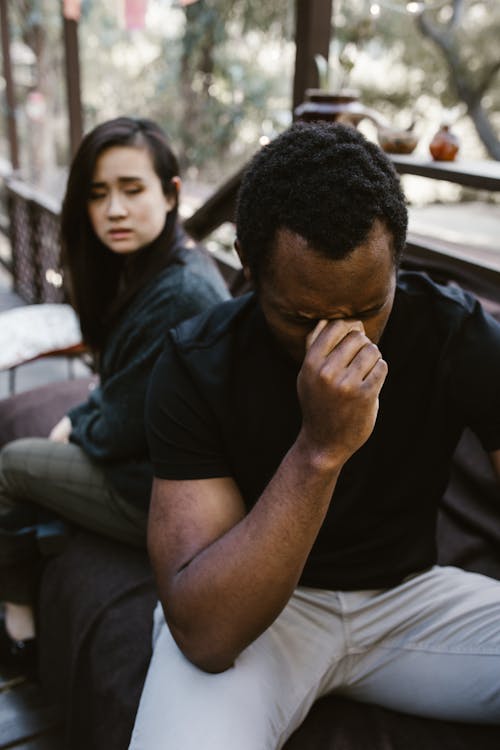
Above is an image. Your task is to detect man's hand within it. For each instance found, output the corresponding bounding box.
[297,319,388,468]
[48,415,72,443]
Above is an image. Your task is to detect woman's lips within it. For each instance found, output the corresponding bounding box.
[109,228,132,239]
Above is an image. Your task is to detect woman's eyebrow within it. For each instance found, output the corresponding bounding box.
[90,176,144,187]
[117,176,144,184]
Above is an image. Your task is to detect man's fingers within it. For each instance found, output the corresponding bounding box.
[363,357,388,389]
[306,319,365,357]
[319,339,385,388]
[306,319,329,351]
[348,341,384,379]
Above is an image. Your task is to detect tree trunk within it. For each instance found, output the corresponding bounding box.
[178,3,217,172]
[417,5,500,160]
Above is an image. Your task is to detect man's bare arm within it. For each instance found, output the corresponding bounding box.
[148,319,387,673]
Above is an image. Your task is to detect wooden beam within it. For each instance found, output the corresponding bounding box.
[0,0,19,169]
[292,0,334,112]
[62,15,83,157]
[403,235,500,304]
[390,155,500,192]
[183,167,244,241]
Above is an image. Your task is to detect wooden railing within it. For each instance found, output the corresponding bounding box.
[1,154,499,305]
[0,157,13,272]
[390,156,500,192]
[391,156,500,300]
[185,156,500,235]
[185,154,500,302]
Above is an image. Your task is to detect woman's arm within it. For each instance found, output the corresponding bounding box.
[69,269,228,461]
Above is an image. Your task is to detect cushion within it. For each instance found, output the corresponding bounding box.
[0,304,82,371]
[0,378,93,447]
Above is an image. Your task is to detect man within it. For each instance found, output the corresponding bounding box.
[130,123,500,750]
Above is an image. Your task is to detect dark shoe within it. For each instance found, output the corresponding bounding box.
[0,613,37,679]
[0,505,39,566]
[0,507,71,563]
[36,518,72,556]
[0,505,37,531]
[0,525,38,566]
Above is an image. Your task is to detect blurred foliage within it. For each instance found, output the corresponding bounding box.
[7,0,68,185]
[334,0,499,158]
[3,0,499,191]
[80,0,294,182]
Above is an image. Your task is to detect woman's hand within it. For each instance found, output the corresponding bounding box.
[49,415,72,443]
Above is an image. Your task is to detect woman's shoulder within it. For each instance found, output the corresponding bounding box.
[155,234,229,297]
[127,247,228,328]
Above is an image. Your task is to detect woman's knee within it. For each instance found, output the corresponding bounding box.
[0,438,48,499]
[2,438,30,476]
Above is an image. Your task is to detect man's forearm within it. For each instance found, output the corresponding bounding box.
[153,437,343,673]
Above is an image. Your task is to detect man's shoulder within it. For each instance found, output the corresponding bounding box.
[396,270,478,317]
[150,293,256,417]
[170,292,254,353]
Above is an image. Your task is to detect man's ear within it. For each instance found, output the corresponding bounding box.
[234,239,252,282]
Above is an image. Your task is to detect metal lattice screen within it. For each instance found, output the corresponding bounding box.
[6,179,65,304]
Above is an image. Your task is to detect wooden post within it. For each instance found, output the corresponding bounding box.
[62,13,83,156]
[0,0,19,169]
[292,0,334,112]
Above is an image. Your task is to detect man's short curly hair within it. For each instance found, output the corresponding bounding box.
[235,122,408,281]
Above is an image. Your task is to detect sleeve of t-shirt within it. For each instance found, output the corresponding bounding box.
[145,334,231,480]
[449,299,500,451]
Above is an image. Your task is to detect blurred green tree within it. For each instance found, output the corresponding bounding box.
[9,0,68,186]
[80,0,293,182]
[334,0,499,159]
[416,0,500,159]
[6,0,499,189]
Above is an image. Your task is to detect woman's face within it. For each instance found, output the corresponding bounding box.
[87,145,177,254]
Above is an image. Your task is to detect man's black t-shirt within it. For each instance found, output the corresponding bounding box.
[146,272,500,590]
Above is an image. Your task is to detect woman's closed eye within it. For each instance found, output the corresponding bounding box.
[88,186,143,202]
[124,186,143,196]
[89,188,107,201]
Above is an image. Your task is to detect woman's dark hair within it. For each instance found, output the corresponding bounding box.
[236,122,408,283]
[61,116,180,350]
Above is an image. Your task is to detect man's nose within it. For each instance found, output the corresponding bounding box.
[107,192,127,218]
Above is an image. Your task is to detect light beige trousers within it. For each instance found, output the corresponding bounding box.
[130,566,500,750]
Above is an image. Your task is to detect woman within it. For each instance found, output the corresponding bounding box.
[0,116,229,674]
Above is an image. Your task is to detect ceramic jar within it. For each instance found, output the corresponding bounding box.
[294,89,377,128]
[429,124,460,161]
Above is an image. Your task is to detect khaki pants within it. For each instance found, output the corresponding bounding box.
[0,438,147,602]
[130,567,500,750]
